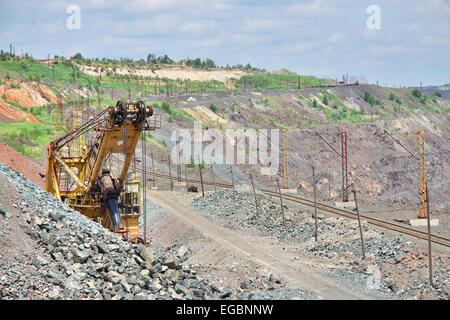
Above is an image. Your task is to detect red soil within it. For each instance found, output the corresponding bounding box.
[0,142,46,188]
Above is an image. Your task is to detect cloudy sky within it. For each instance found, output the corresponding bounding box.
[0,0,449,86]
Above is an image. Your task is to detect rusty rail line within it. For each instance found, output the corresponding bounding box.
[110,155,450,248]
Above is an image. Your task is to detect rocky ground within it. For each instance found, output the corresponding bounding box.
[190,188,449,300]
[0,163,316,300]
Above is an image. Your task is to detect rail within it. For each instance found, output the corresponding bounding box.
[109,155,450,248]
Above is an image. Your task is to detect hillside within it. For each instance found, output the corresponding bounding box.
[0,52,449,208]
[0,52,449,302]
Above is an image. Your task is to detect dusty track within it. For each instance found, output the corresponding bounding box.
[147,190,381,299]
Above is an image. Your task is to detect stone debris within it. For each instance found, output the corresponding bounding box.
[0,163,316,300]
[0,163,225,300]
[190,188,449,300]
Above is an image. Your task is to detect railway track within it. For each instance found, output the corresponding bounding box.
[111,155,450,248]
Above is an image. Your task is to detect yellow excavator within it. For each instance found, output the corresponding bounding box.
[45,100,160,243]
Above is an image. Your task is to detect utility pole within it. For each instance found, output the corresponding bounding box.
[341,131,349,202]
[230,165,235,194]
[276,178,286,228]
[312,164,318,242]
[351,183,366,260]
[328,172,331,198]
[198,156,204,197]
[425,182,433,287]
[250,173,260,218]
[151,152,156,188]
[282,128,288,189]
[316,132,349,202]
[417,131,427,219]
[168,154,173,191]
[176,129,181,181]
[211,164,217,192]
[383,129,427,218]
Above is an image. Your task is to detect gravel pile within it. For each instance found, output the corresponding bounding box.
[190,188,449,300]
[0,163,231,300]
[0,163,319,300]
[191,189,332,242]
[307,235,416,262]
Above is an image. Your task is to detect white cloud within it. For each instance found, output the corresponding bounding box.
[103,15,181,37]
[420,35,449,46]
[180,21,217,35]
[285,41,318,54]
[328,33,345,43]
[124,0,207,13]
[286,0,338,17]
[415,0,450,16]
[242,19,283,33]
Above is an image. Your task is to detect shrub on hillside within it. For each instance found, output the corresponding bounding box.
[209,103,217,113]
[412,89,422,99]
[161,102,172,114]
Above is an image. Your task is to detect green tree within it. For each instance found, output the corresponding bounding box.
[147,53,157,65]
[71,52,84,60]
[157,54,174,64]
[201,58,216,69]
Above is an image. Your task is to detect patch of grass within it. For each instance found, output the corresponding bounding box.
[171,108,196,121]
[364,92,382,106]
[186,155,205,169]
[0,122,55,158]
[236,74,334,90]
[144,132,166,149]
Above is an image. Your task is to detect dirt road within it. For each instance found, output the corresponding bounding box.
[146,190,381,300]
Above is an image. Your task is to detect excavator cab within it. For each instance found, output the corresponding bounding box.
[118,180,141,240]
[123,180,140,215]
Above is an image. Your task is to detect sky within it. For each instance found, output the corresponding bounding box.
[0,0,449,87]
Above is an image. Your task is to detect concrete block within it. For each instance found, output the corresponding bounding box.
[235,184,252,192]
[334,201,356,209]
[410,218,439,227]
[280,188,298,194]
[150,186,159,190]
[173,181,187,186]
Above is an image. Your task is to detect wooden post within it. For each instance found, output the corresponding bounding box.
[351,183,365,260]
[151,152,156,188]
[276,178,286,227]
[426,183,433,287]
[250,173,259,217]
[198,156,204,197]
[312,164,318,242]
[184,159,188,189]
[176,129,181,181]
[211,164,217,192]
[168,154,173,191]
[328,172,331,198]
[230,165,235,194]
